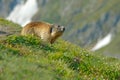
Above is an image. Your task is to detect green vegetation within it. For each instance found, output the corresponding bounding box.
[0,18,21,39]
[1,0,120,58]
[0,35,120,80]
[0,18,120,80]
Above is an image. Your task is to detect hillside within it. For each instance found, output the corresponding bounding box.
[0,18,21,40]
[1,0,120,49]
[96,31,120,58]
[0,18,120,80]
[33,0,120,48]
[1,0,120,59]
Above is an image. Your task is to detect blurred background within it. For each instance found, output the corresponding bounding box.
[0,0,120,58]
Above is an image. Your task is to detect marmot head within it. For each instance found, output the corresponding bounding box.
[50,24,65,37]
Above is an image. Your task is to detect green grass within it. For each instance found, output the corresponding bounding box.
[0,18,120,80]
[0,35,120,80]
[0,18,22,40]
[0,18,21,28]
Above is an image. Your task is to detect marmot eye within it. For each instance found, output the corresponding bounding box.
[58,25,60,27]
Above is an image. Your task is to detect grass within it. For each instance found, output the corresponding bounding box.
[0,35,120,80]
[0,18,21,28]
[0,18,22,40]
[0,18,120,80]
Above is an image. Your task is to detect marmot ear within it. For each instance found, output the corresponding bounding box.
[50,24,54,33]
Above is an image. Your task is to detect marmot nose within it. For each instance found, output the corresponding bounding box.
[60,26,65,32]
[63,27,65,31]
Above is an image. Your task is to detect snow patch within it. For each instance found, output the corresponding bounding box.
[91,33,112,51]
[6,0,38,26]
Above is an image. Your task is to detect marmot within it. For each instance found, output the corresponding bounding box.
[21,21,65,44]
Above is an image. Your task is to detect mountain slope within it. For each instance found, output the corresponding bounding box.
[1,0,120,49]
[32,0,120,48]
[96,31,120,58]
[0,18,120,80]
[0,18,21,39]
[0,0,120,56]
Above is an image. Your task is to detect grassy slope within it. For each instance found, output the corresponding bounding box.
[0,18,21,39]
[0,18,120,80]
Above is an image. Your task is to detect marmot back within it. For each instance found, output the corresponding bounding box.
[21,21,65,44]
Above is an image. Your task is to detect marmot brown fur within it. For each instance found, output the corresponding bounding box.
[21,21,65,44]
